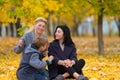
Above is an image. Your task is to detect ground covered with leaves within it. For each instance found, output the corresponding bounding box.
[0,37,120,80]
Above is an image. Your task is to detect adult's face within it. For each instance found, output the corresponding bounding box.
[34,21,46,35]
[55,28,64,40]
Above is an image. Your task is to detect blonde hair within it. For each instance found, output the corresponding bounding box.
[34,17,47,25]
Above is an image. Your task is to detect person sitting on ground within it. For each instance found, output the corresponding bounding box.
[48,25,88,80]
[16,35,54,80]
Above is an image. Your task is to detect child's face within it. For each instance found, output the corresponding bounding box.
[39,44,48,52]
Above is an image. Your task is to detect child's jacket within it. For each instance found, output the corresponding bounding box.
[17,44,47,80]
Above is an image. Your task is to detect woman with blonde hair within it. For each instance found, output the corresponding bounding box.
[14,17,47,55]
[14,17,49,80]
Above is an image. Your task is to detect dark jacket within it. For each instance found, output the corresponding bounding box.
[17,44,47,80]
[48,40,77,78]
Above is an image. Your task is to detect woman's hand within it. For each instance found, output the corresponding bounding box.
[18,39,24,47]
[64,59,75,67]
[58,59,75,67]
[58,60,66,66]
[64,59,72,67]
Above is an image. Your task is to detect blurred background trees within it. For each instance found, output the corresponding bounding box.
[0,0,119,54]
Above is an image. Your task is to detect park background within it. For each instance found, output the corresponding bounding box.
[0,0,120,80]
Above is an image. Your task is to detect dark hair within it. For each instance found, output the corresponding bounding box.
[54,25,74,46]
[33,35,48,48]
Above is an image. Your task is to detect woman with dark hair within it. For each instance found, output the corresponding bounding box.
[48,25,88,80]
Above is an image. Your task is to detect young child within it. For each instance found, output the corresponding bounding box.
[16,35,54,80]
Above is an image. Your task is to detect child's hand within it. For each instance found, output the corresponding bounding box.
[49,55,54,61]
[46,55,54,65]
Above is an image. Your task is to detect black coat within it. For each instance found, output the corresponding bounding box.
[48,40,77,79]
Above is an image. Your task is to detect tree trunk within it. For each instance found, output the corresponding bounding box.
[1,24,6,39]
[9,22,14,37]
[108,27,112,37]
[72,25,79,36]
[72,15,80,36]
[115,17,120,37]
[118,25,120,37]
[47,13,52,36]
[13,23,17,37]
[81,25,85,36]
[6,27,8,36]
[92,27,96,37]
[15,17,22,37]
[57,16,60,25]
[0,22,2,36]
[98,0,104,54]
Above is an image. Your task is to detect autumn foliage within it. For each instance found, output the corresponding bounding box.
[0,37,120,80]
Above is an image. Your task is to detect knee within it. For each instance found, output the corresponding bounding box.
[78,59,85,66]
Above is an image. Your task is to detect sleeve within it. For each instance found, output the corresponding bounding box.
[13,34,26,54]
[41,52,47,58]
[29,53,47,69]
[69,46,77,63]
[48,43,60,64]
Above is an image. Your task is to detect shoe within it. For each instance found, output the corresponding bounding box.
[82,77,88,80]
[55,75,64,80]
[77,75,88,80]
